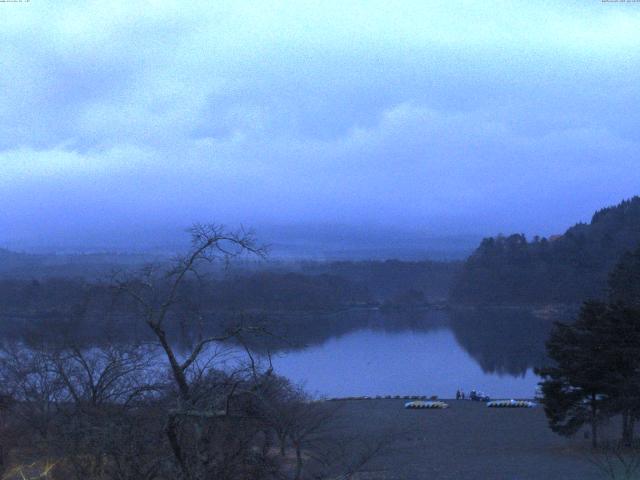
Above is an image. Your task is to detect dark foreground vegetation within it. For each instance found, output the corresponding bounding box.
[0,226,395,480]
[452,196,640,305]
[538,244,640,451]
[0,342,393,480]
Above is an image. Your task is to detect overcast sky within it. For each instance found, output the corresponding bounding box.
[1,1,639,250]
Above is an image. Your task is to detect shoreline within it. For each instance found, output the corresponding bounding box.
[323,396,538,402]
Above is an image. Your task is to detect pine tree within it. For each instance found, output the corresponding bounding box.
[609,244,640,309]
[538,247,640,447]
[536,302,612,447]
[605,247,640,445]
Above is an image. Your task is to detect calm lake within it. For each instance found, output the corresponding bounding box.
[6,306,562,401]
[264,308,560,399]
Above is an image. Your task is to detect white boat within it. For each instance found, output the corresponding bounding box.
[487,399,536,408]
[404,400,449,409]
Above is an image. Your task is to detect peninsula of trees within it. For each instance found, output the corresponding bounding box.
[451,197,640,305]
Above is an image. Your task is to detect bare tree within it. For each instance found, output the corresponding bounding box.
[114,225,264,401]
[0,225,395,480]
[51,343,165,480]
[0,342,66,471]
[113,224,268,479]
[0,340,168,480]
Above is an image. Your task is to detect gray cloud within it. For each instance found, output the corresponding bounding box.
[1,1,639,251]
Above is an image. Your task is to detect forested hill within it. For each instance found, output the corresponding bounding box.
[451,196,640,305]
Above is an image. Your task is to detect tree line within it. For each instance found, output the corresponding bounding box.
[0,259,460,316]
[451,196,640,305]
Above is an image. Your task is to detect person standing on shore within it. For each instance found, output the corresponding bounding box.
[456,389,461,400]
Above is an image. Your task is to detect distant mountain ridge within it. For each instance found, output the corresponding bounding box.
[0,249,166,279]
[451,196,640,305]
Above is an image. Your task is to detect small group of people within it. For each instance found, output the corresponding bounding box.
[456,388,491,401]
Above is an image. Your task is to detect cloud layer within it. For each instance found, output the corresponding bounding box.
[1,1,640,250]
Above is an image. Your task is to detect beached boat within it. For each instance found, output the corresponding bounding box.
[487,399,536,408]
[404,400,449,409]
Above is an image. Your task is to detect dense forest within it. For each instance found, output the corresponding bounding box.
[0,256,459,313]
[303,260,459,303]
[0,257,461,350]
[451,196,640,305]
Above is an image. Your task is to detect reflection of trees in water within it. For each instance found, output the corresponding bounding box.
[448,308,563,376]
[2,308,448,351]
[261,307,561,379]
[234,309,450,353]
[2,306,566,379]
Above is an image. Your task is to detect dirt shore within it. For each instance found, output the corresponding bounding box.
[333,399,618,479]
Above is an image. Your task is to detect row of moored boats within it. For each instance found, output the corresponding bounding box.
[404,399,536,409]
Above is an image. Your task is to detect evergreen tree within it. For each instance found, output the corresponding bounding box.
[597,305,640,446]
[605,246,640,445]
[536,302,612,447]
[609,244,640,309]
[538,249,640,447]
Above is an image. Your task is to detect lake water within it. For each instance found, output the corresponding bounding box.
[7,305,560,401]
[265,308,558,399]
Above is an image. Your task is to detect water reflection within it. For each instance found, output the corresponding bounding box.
[270,326,542,398]
[2,306,569,399]
[247,309,451,353]
[448,308,557,377]
[257,308,565,398]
